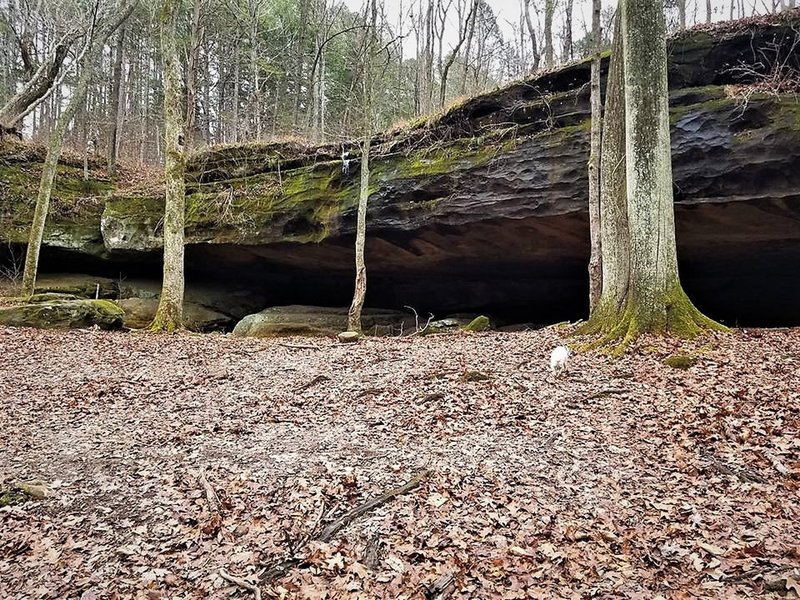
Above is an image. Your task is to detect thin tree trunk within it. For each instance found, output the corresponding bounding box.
[348,0,376,334]
[522,0,540,71]
[562,0,574,62]
[543,0,555,68]
[22,59,94,295]
[186,0,203,147]
[107,26,126,176]
[21,4,137,295]
[587,0,602,312]
[151,0,186,331]
[706,0,712,22]
[439,0,477,108]
[677,0,686,29]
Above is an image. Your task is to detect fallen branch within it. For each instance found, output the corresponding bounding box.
[295,374,330,392]
[422,571,456,599]
[318,470,430,540]
[199,468,221,514]
[219,569,262,600]
[258,470,431,584]
[278,342,325,350]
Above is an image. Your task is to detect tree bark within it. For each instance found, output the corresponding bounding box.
[677,0,686,29]
[543,0,556,69]
[347,0,376,334]
[522,0,540,72]
[587,0,602,313]
[609,0,721,344]
[439,0,477,108]
[107,26,126,177]
[151,0,186,332]
[0,39,72,130]
[562,0,574,62]
[21,4,137,296]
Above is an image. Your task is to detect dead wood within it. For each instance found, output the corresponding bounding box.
[219,569,263,600]
[278,342,325,350]
[257,470,431,585]
[295,374,330,392]
[422,571,456,599]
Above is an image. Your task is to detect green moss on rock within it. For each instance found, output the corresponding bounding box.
[463,315,491,332]
[0,298,125,330]
[664,353,697,369]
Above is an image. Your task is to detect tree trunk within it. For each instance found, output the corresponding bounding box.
[677,0,686,29]
[706,0,712,22]
[107,26,126,176]
[562,0,574,62]
[21,3,137,295]
[522,0,540,71]
[186,0,203,147]
[151,0,186,332]
[606,0,721,344]
[347,0,376,334]
[21,58,95,295]
[0,39,72,130]
[439,0,477,108]
[587,0,602,313]
[543,0,556,69]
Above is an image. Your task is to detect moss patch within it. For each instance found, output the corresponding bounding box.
[463,315,491,332]
[664,353,698,369]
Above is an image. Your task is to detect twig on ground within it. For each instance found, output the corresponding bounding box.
[278,342,325,350]
[422,571,456,599]
[295,374,330,392]
[258,470,431,584]
[219,569,262,600]
[199,468,221,514]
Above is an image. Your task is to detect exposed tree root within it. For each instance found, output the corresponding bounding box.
[576,286,728,354]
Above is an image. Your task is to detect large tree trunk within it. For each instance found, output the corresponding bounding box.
[151,0,186,332]
[607,0,721,344]
[582,14,629,332]
[587,0,602,312]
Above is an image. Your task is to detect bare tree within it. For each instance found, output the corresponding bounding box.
[347,0,377,334]
[587,0,601,312]
[150,0,185,331]
[21,0,137,296]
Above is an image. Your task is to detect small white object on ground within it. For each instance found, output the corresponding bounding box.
[550,345,570,375]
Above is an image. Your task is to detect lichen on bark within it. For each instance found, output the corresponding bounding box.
[579,0,726,350]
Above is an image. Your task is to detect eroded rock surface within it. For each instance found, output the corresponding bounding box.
[2,15,799,326]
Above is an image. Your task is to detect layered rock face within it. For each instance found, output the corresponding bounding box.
[2,15,800,326]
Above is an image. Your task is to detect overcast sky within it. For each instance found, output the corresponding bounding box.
[341,0,761,54]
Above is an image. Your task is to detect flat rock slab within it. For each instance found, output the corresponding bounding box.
[232,305,411,337]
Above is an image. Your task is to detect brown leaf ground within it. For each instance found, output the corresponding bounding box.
[1,326,799,599]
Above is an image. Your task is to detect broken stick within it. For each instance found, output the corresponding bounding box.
[258,469,431,585]
[220,569,262,600]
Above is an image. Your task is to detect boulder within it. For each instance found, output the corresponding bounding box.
[232,305,408,337]
[0,297,124,329]
[34,273,118,299]
[464,315,491,332]
[116,297,231,331]
[337,330,361,343]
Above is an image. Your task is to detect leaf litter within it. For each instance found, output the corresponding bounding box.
[0,326,798,599]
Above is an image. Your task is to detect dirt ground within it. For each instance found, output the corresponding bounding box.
[0,326,798,599]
